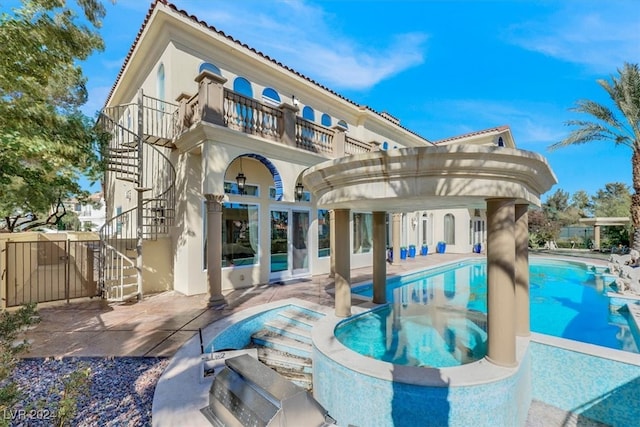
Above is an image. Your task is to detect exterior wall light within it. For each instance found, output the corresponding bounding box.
[295,182,304,201]
[236,156,246,195]
[235,172,246,195]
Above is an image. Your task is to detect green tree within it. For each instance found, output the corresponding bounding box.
[543,188,582,228]
[591,182,631,217]
[550,62,640,250]
[0,0,109,232]
[571,190,592,217]
[57,211,81,231]
[543,188,570,222]
[528,207,557,247]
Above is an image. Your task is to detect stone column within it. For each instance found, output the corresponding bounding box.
[334,209,351,317]
[392,213,402,263]
[332,127,346,158]
[329,210,335,278]
[373,211,387,304]
[195,70,227,126]
[205,194,226,307]
[594,225,601,250]
[515,204,530,337]
[280,103,299,148]
[175,92,193,133]
[486,198,516,367]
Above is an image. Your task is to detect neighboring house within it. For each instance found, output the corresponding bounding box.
[63,192,106,232]
[99,1,514,301]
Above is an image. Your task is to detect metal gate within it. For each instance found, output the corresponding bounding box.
[4,239,100,307]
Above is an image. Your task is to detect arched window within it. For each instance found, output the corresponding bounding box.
[337,120,348,130]
[381,141,389,151]
[497,137,505,147]
[199,62,221,76]
[262,88,281,106]
[321,113,332,127]
[233,77,253,97]
[444,213,455,244]
[302,106,315,121]
[157,63,165,101]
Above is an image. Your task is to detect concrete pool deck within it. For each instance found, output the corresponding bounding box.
[22,252,477,359]
[20,251,627,426]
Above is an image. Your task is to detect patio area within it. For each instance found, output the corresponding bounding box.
[22,252,474,359]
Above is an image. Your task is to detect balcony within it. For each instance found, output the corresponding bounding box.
[175,70,377,158]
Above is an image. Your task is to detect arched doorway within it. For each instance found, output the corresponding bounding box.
[222,154,310,281]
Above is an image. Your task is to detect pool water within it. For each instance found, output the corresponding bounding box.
[339,259,639,367]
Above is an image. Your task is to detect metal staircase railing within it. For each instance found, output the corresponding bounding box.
[97,90,178,301]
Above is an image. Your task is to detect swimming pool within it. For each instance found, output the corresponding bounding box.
[340,258,638,367]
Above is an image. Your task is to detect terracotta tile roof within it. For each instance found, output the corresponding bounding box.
[104,0,432,145]
[433,125,511,145]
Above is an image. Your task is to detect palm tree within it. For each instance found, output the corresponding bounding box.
[550,62,640,249]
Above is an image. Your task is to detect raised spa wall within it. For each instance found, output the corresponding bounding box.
[312,312,532,427]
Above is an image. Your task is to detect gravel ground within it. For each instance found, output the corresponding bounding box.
[9,357,169,427]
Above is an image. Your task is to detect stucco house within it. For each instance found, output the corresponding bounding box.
[63,192,106,231]
[99,0,519,302]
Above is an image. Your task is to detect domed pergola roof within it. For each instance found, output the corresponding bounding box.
[302,145,557,210]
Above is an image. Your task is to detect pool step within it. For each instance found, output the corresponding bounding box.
[277,308,324,329]
[248,306,325,391]
[251,330,312,358]
[263,318,312,344]
[254,347,313,389]
[255,347,313,374]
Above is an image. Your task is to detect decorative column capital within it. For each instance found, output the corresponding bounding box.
[195,70,228,85]
[205,194,225,212]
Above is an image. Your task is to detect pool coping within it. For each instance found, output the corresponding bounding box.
[313,307,529,387]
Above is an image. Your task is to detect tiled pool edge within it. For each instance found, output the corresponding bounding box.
[312,311,531,427]
[530,333,640,427]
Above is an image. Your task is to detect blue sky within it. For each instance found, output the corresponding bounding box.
[81,0,640,201]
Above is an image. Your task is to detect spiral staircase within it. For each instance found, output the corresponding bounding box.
[97,91,178,301]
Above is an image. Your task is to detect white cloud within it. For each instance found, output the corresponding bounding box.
[172,0,428,90]
[505,1,640,72]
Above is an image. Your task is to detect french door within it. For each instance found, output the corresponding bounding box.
[270,208,309,280]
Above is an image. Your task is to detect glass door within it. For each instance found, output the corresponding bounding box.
[270,208,310,280]
[270,210,288,278]
[292,210,309,275]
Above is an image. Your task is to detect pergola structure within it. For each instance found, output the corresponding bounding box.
[303,144,557,368]
[578,217,631,250]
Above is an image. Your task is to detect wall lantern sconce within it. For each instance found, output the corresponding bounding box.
[235,172,246,195]
[295,182,304,201]
[411,217,418,230]
[236,157,246,195]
